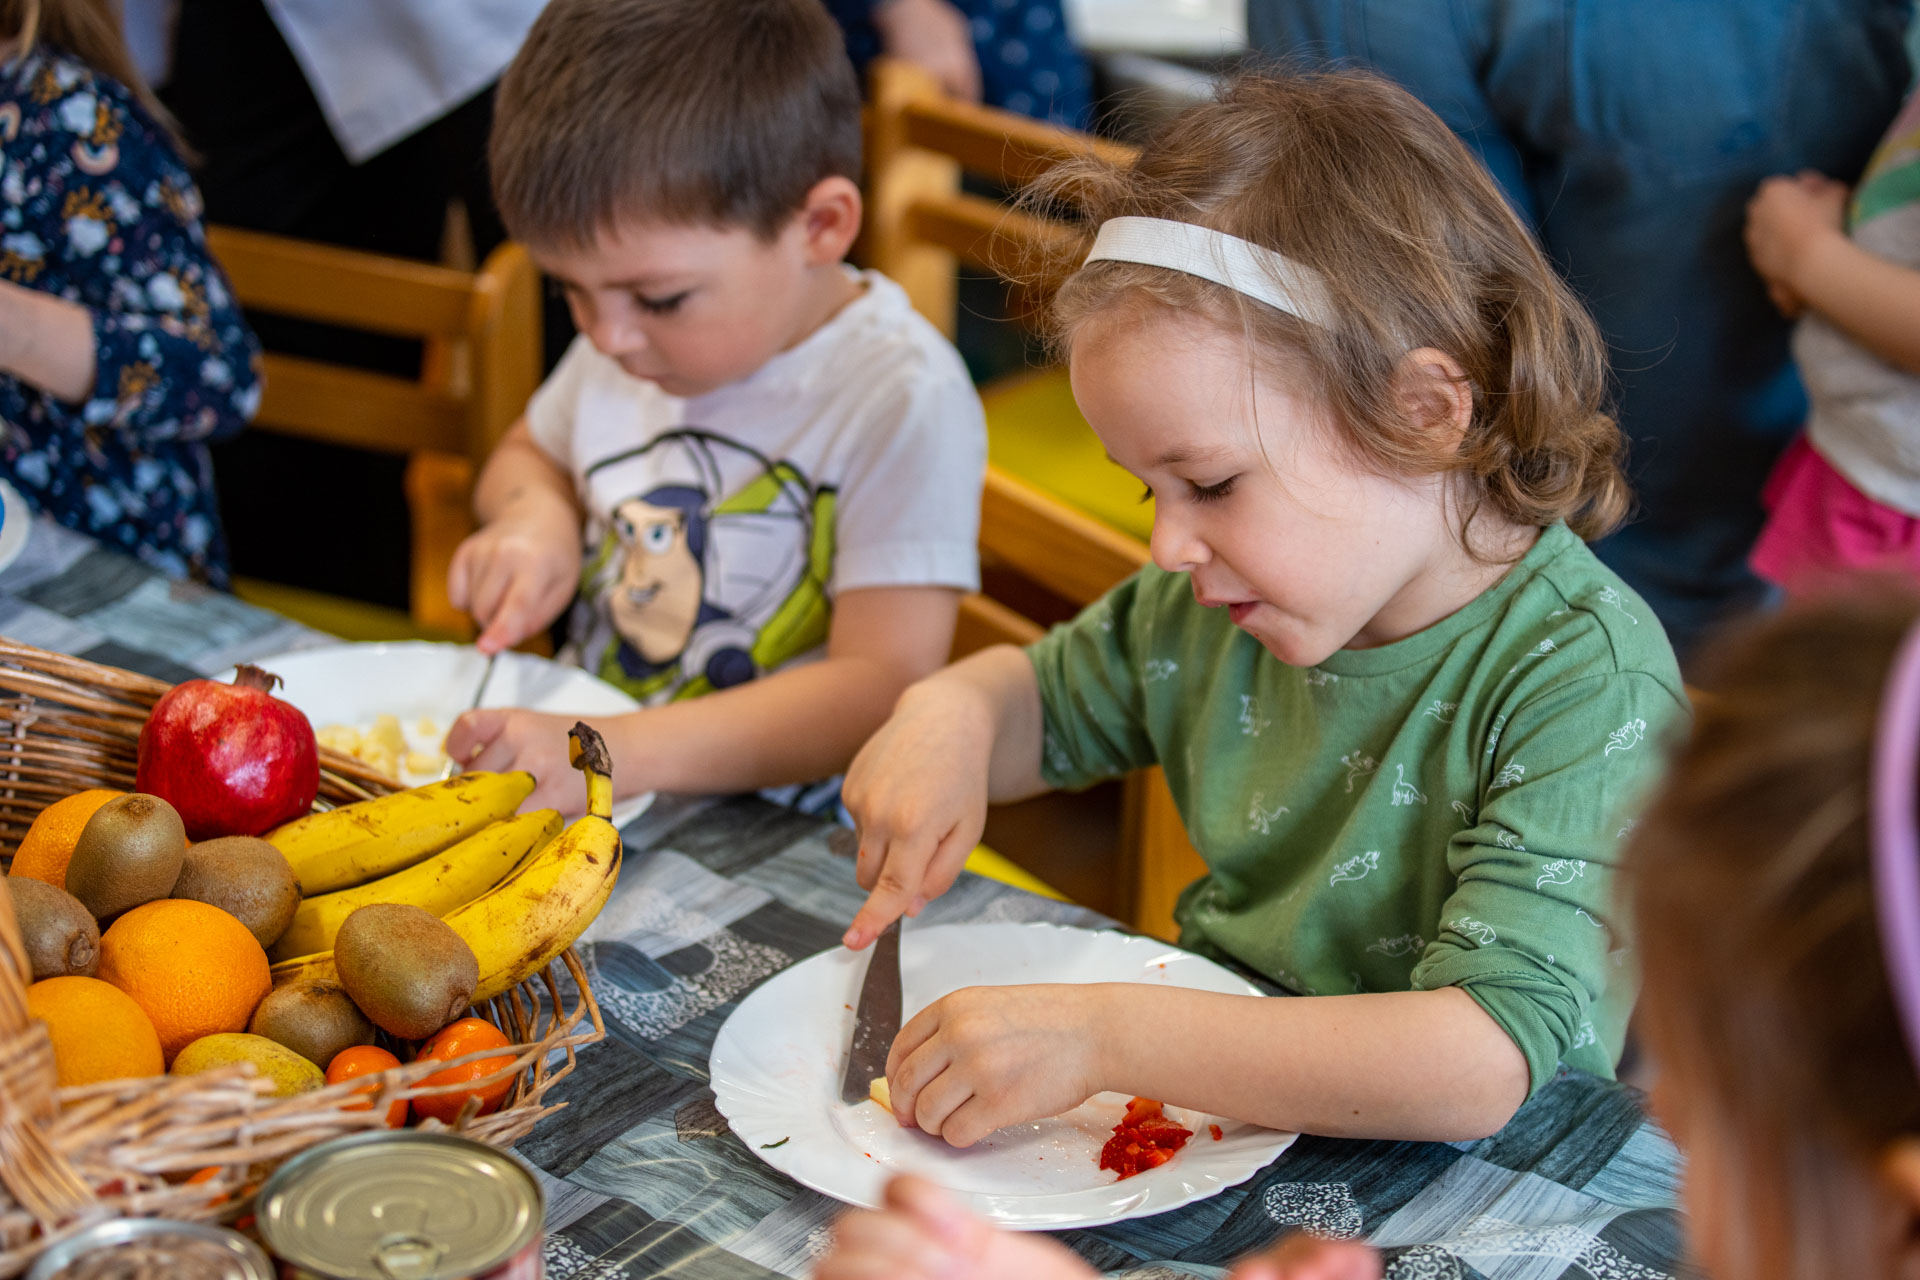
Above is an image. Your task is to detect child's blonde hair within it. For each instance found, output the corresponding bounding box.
[0,0,181,148]
[1629,588,1920,1280]
[1027,69,1627,547]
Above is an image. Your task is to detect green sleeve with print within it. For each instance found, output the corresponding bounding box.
[1411,670,1683,1092]
[1026,575,1160,787]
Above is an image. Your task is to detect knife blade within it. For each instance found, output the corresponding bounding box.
[840,917,902,1105]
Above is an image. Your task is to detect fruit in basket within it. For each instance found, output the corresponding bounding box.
[137,665,320,840]
[248,979,376,1068]
[326,1045,408,1127]
[269,808,562,962]
[448,724,624,1003]
[63,793,187,920]
[172,1032,325,1097]
[412,1017,515,1124]
[26,975,164,1085]
[170,836,302,948]
[334,903,479,1040]
[9,788,123,886]
[99,899,272,1062]
[11,878,100,980]
[267,771,537,896]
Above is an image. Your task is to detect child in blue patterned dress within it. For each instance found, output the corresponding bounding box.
[0,0,260,585]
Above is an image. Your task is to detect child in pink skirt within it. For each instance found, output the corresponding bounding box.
[1747,91,1920,593]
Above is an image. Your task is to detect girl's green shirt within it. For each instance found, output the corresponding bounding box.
[1027,523,1687,1092]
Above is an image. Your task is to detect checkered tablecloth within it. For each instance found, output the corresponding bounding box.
[0,518,1689,1280]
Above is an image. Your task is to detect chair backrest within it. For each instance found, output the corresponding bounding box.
[865,60,1151,615]
[205,226,540,469]
[205,227,542,634]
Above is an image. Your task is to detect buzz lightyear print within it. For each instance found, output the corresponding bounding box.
[577,430,834,704]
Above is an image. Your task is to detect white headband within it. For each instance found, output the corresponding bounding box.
[1081,216,1333,328]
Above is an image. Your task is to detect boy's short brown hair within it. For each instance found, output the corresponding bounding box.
[490,0,862,248]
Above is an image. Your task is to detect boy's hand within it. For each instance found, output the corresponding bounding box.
[840,680,995,949]
[447,707,631,814]
[884,984,1108,1148]
[448,493,581,655]
[1745,171,1849,305]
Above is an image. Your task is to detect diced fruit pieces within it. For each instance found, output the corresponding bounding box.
[1098,1097,1193,1181]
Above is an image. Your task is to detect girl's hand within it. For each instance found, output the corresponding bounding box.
[873,0,982,103]
[1745,171,1849,303]
[817,1175,1094,1280]
[841,679,996,948]
[884,984,1109,1148]
[447,494,581,655]
[446,707,630,813]
[816,1175,1382,1280]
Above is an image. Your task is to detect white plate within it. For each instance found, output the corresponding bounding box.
[710,922,1297,1229]
[238,642,653,828]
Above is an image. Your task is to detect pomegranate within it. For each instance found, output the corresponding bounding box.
[136,665,319,839]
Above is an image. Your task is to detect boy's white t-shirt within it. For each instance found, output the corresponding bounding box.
[525,269,985,706]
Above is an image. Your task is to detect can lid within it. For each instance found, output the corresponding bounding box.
[25,1218,273,1280]
[256,1133,544,1280]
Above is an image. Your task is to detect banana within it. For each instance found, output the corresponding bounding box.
[268,809,563,962]
[446,723,623,1002]
[267,771,536,895]
[267,727,621,1006]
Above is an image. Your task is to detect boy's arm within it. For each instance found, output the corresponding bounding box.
[450,419,584,653]
[600,584,961,794]
[886,982,1530,1146]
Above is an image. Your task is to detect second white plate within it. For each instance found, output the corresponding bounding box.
[241,642,653,828]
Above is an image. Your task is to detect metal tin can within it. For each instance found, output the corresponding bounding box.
[255,1132,544,1280]
[26,1217,274,1280]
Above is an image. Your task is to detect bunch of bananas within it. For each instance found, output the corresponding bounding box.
[265,731,624,1001]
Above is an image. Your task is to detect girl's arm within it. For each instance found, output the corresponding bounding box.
[446,584,965,813]
[0,281,96,404]
[841,644,1048,947]
[885,982,1531,1146]
[1746,171,1920,374]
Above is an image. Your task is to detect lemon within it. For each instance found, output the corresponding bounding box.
[171,1032,324,1097]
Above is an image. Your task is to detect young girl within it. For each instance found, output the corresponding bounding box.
[823,589,1920,1280]
[1746,91,1920,594]
[0,0,260,585]
[841,69,1686,1146]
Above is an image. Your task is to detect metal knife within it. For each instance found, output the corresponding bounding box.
[840,917,902,1105]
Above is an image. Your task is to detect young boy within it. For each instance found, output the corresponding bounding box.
[446,0,986,812]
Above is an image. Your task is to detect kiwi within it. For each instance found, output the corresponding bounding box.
[9,877,100,979]
[171,836,302,948]
[249,979,376,1068]
[63,793,186,920]
[334,903,478,1040]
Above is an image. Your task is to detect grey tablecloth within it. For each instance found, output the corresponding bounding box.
[0,518,1688,1279]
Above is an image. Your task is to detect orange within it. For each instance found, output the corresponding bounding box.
[9,789,122,886]
[25,975,164,1086]
[412,1017,515,1124]
[99,900,270,1063]
[326,1045,407,1127]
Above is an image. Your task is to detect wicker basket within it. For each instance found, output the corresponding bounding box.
[0,639,606,1277]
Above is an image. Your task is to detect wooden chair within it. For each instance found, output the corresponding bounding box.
[864,60,1203,940]
[204,227,541,638]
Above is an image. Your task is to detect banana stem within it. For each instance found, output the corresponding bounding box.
[568,722,614,821]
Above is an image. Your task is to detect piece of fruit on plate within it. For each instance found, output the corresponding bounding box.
[1099,1097,1193,1180]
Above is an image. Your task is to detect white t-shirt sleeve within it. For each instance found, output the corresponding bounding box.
[830,352,985,595]
[523,336,598,474]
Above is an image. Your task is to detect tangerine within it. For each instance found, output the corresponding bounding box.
[412,1017,514,1124]
[99,899,270,1063]
[9,789,122,886]
[25,975,164,1085]
[326,1044,407,1127]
